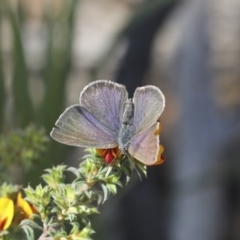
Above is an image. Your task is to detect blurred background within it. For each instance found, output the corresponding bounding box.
[1,0,240,239]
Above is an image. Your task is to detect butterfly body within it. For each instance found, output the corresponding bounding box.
[118,99,135,150]
[51,80,165,165]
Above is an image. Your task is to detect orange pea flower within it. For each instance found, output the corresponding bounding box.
[96,147,121,164]
[16,192,37,219]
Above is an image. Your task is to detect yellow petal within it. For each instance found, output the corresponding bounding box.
[16,193,34,218]
[0,198,14,230]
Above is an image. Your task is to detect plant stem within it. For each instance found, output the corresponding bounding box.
[38,224,53,240]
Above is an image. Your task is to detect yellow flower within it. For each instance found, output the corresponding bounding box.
[16,192,36,219]
[0,198,14,231]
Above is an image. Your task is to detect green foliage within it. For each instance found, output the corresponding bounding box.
[39,0,78,131]
[0,0,79,184]
[0,182,19,198]
[0,125,49,182]
[4,0,34,127]
[0,0,79,129]
[0,43,5,132]
[22,149,146,240]
[0,1,6,132]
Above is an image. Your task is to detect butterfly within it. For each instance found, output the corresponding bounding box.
[50,80,165,165]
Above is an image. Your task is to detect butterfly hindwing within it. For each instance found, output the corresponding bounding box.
[128,122,160,165]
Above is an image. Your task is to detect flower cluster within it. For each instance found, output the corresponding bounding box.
[0,125,49,182]
[0,189,36,234]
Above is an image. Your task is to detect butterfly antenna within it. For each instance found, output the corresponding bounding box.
[124,149,142,181]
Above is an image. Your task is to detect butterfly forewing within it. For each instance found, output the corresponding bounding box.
[50,105,118,148]
[80,80,128,133]
[132,86,165,136]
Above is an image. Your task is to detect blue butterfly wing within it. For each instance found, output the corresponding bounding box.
[80,80,128,134]
[51,80,128,148]
[132,85,165,136]
[51,105,118,148]
[128,86,165,164]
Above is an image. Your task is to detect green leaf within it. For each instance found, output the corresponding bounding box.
[68,167,81,178]
[101,184,109,203]
[106,183,117,195]
[20,224,35,240]
[19,219,43,231]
